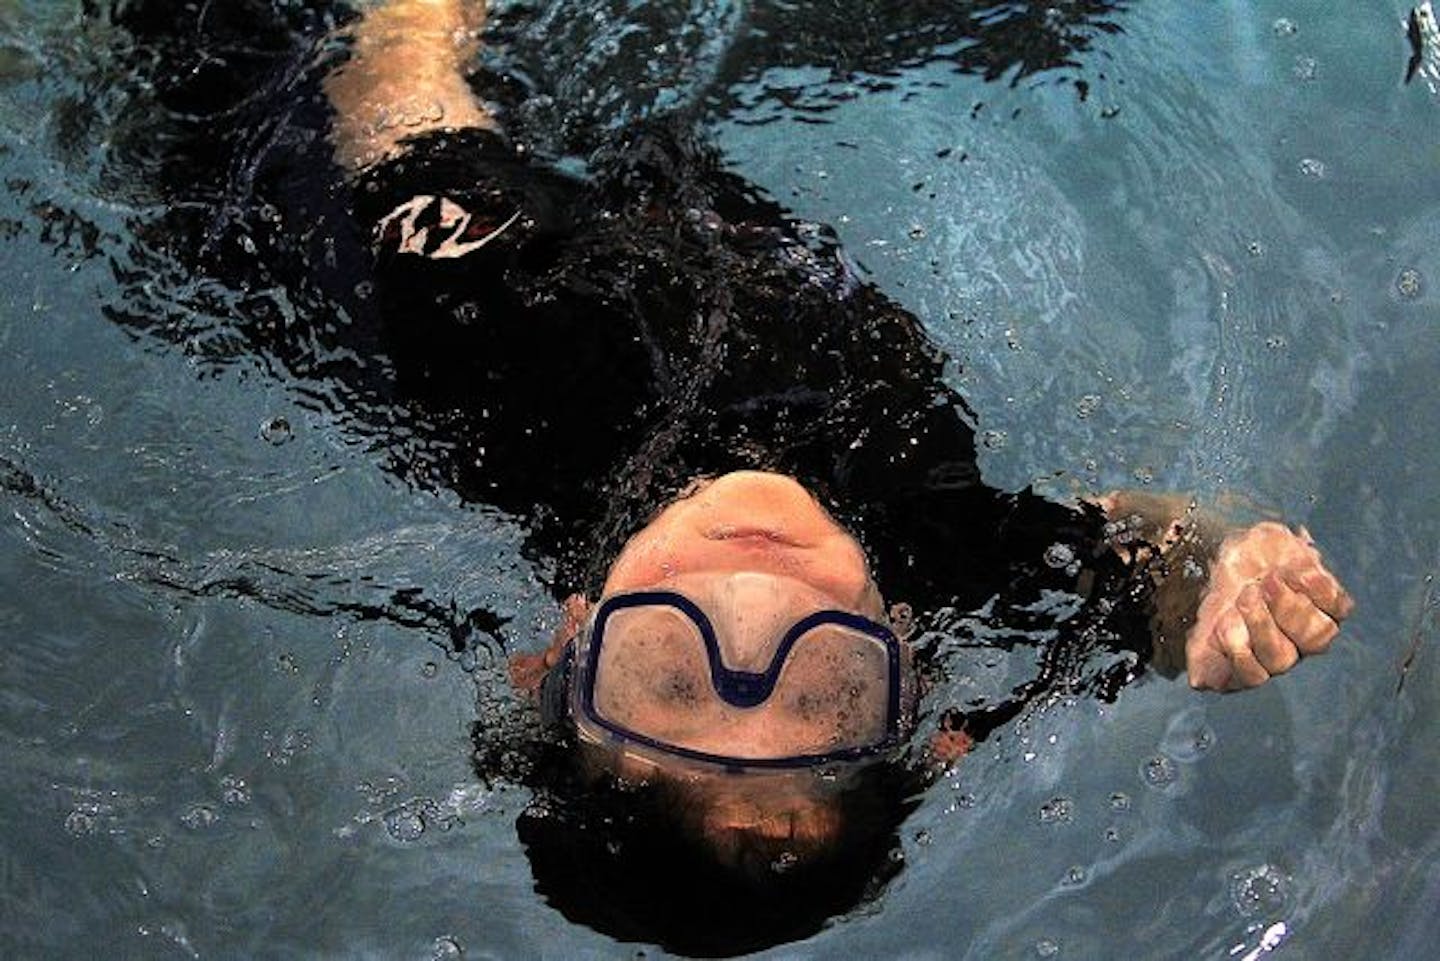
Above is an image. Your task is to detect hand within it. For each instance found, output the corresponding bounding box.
[507,593,591,693]
[1186,522,1354,691]
[927,709,976,766]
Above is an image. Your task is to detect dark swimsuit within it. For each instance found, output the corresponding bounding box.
[108,1,1156,741]
[97,6,1156,950]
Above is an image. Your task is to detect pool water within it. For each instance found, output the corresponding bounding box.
[2,1,1438,958]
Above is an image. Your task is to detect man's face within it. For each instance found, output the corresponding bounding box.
[588,470,897,866]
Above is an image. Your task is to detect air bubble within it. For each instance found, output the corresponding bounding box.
[1035,938,1060,958]
[1075,394,1101,419]
[1396,267,1424,300]
[1272,18,1298,36]
[771,850,800,873]
[264,729,311,766]
[358,777,404,806]
[385,807,426,842]
[180,804,217,830]
[1142,754,1178,787]
[64,809,97,836]
[259,416,292,445]
[1297,158,1325,179]
[1044,543,1076,569]
[1229,864,1291,917]
[1192,727,1215,755]
[1038,796,1074,824]
[432,936,464,960]
[220,775,250,806]
[980,429,1007,450]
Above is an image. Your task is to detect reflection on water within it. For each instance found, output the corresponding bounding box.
[2,0,1439,958]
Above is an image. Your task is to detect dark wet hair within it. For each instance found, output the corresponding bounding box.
[513,756,921,957]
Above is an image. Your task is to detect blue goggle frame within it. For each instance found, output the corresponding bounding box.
[545,590,908,772]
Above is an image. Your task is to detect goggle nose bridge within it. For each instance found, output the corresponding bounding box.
[713,668,770,709]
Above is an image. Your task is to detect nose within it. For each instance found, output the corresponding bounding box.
[713,572,792,671]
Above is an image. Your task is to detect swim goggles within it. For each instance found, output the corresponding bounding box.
[541,588,913,772]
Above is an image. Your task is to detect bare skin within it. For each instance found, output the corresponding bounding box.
[1188,521,1353,688]
[324,0,494,172]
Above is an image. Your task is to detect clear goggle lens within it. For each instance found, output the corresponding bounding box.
[586,601,897,763]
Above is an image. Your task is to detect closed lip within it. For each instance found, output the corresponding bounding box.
[701,524,806,548]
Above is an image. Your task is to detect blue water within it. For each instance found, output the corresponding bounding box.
[2,1,1438,958]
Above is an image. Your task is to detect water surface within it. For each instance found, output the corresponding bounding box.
[2,1,1438,958]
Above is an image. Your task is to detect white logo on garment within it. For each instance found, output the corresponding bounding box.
[374,194,522,259]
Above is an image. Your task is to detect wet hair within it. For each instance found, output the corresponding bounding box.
[512,746,921,957]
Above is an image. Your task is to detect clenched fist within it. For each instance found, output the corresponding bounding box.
[1186,522,1354,691]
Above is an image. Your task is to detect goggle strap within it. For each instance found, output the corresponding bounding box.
[539,640,576,730]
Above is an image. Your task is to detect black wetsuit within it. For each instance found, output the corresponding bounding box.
[93,6,1155,946]
[106,0,1152,724]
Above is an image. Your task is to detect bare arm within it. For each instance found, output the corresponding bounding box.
[323,0,494,172]
[1095,490,1355,692]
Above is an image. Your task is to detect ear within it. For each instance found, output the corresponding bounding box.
[551,593,592,661]
[507,593,591,695]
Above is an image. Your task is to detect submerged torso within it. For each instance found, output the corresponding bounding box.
[107,0,1151,688]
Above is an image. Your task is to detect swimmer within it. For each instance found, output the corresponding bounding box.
[115,0,1354,948]
[321,0,1352,864]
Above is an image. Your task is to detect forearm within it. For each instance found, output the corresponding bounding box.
[324,0,493,173]
[1093,490,1244,676]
